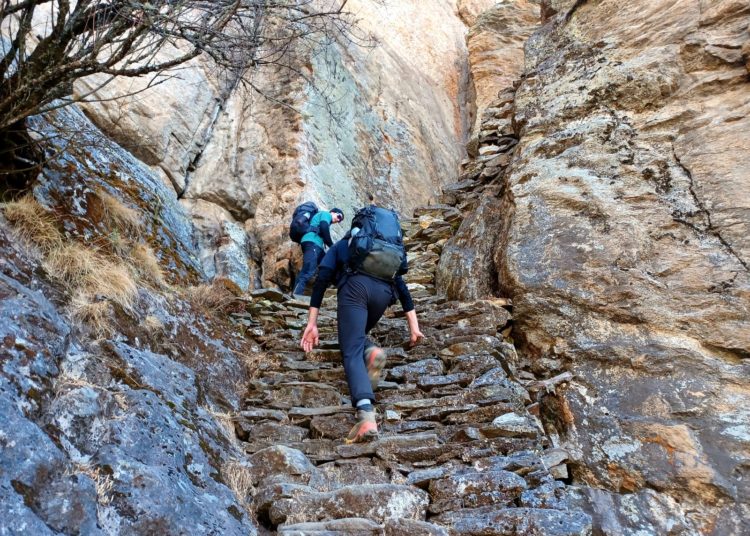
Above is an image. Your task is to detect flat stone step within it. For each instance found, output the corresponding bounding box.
[289,405,353,418]
[336,432,440,459]
[268,484,430,526]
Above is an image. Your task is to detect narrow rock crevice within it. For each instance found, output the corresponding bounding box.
[672,146,749,272]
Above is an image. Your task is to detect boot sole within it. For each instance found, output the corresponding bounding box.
[344,420,378,444]
[345,429,378,445]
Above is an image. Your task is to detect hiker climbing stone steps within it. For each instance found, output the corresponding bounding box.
[300,204,425,444]
[289,202,345,300]
[237,122,592,533]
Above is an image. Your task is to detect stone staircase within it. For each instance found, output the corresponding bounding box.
[232,96,592,535]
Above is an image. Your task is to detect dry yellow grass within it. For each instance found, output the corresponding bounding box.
[96,189,141,236]
[185,279,240,315]
[143,314,165,333]
[1,195,62,252]
[44,243,138,312]
[131,243,166,287]
[221,459,254,512]
[70,295,114,338]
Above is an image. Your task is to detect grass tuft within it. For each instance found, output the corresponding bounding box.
[221,459,254,512]
[143,314,165,333]
[185,279,243,315]
[1,195,62,252]
[44,243,138,312]
[96,189,141,236]
[132,243,166,287]
[70,295,114,338]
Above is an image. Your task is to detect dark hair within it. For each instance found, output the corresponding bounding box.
[331,207,344,218]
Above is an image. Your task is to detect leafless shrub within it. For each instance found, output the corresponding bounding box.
[1,0,369,187]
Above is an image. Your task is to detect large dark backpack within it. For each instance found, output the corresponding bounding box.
[348,206,407,280]
[289,201,319,243]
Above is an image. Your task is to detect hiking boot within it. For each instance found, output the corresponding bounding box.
[365,345,386,391]
[345,408,378,444]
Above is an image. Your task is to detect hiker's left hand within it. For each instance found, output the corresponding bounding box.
[409,328,425,348]
[301,323,319,353]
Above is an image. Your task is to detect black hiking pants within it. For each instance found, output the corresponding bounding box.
[294,242,324,295]
[337,274,394,407]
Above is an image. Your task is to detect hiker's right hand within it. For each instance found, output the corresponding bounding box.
[301,323,319,353]
[409,327,425,348]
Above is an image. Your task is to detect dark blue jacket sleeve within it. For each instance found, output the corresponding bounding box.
[394,275,414,313]
[310,244,340,308]
[318,220,333,248]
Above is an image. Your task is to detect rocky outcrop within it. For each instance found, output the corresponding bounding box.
[446,0,750,532]
[466,1,539,136]
[76,54,226,195]
[76,1,491,290]
[437,0,538,301]
[0,109,259,533]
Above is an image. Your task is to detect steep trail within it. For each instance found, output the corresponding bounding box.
[232,97,593,534]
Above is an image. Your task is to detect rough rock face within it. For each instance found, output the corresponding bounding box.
[459,0,749,532]
[76,53,225,195]
[0,109,259,533]
[437,0,539,301]
[78,1,492,289]
[466,1,539,135]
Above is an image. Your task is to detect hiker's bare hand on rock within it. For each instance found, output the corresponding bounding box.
[409,328,425,348]
[301,323,319,353]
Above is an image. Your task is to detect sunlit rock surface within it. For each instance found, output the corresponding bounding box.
[487,0,749,532]
[77,1,489,289]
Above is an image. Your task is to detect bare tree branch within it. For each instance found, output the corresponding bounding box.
[0,0,370,189]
